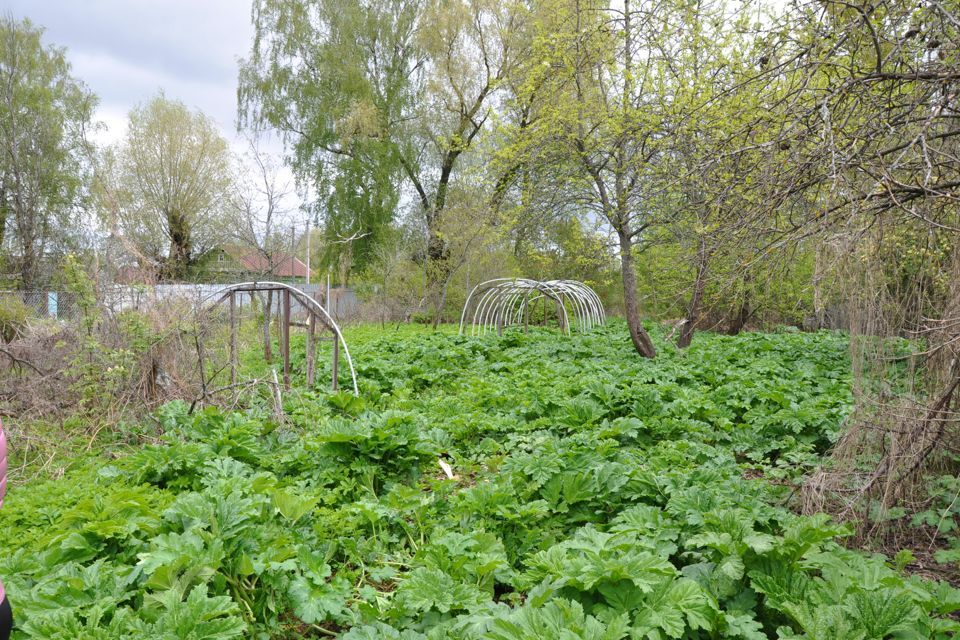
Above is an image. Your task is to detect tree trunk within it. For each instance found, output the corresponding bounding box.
[727,273,752,335]
[811,246,825,330]
[617,229,656,358]
[426,224,449,326]
[167,209,192,280]
[19,248,40,289]
[728,303,750,335]
[0,187,8,250]
[262,290,273,363]
[432,274,452,330]
[18,225,40,289]
[678,235,709,348]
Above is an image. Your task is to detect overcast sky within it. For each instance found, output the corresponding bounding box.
[4,0,307,224]
[4,0,258,148]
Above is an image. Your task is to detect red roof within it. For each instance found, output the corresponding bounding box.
[225,247,309,278]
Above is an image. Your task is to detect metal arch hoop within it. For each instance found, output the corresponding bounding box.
[203,281,359,395]
[458,278,606,336]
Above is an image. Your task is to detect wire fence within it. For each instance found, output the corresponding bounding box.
[0,290,81,320]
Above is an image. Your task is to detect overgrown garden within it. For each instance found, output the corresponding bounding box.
[5,324,960,639]
[2,0,960,636]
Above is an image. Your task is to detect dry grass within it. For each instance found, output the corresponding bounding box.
[802,223,960,573]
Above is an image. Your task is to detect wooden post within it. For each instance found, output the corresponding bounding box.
[331,333,340,391]
[270,368,283,421]
[263,290,273,363]
[306,310,316,387]
[229,291,237,385]
[282,289,291,390]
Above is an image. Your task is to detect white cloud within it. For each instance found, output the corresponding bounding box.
[6,1,249,132]
[5,0,304,210]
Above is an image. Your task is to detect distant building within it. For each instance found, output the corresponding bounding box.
[202,245,310,282]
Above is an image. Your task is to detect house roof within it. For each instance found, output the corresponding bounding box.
[223,246,309,278]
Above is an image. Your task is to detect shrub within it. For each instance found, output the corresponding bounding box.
[0,296,33,343]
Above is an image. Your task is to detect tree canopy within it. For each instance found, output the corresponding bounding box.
[98,94,235,280]
[0,16,96,288]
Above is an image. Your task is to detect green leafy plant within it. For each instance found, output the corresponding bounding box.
[2,322,957,639]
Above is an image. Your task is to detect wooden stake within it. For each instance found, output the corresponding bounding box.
[271,368,283,420]
[263,290,273,363]
[306,310,316,387]
[229,291,237,385]
[332,333,340,391]
[282,289,291,390]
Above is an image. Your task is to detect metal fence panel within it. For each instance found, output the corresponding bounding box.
[0,290,80,320]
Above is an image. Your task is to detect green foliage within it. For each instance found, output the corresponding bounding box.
[633,235,817,327]
[2,322,958,639]
[0,296,32,343]
[0,16,97,288]
[239,0,415,274]
[57,258,169,416]
[98,93,234,280]
[59,254,97,332]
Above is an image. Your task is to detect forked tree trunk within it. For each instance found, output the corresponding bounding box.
[617,228,656,358]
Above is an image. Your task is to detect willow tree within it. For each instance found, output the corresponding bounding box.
[99,94,234,280]
[0,17,96,288]
[239,0,523,310]
[238,0,413,276]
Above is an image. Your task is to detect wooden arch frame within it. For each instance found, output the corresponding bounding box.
[206,281,359,395]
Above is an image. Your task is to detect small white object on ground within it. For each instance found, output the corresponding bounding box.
[438,458,456,480]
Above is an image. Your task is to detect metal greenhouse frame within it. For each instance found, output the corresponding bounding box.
[204,281,358,395]
[458,278,606,336]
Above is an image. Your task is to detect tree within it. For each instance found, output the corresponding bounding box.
[499,0,667,357]
[230,139,295,276]
[0,16,96,288]
[239,0,524,315]
[795,0,960,517]
[651,0,778,348]
[99,94,234,280]
[239,0,417,277]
